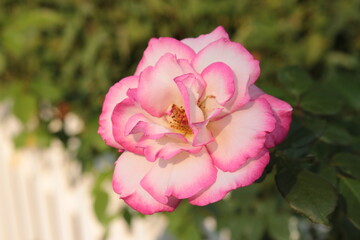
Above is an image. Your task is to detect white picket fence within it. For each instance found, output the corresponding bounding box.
[0,102,168,240]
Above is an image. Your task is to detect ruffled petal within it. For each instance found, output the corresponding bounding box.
[174,73,205,124]
[206,98,276,172]
[191,107,223,147]
[249,86,293,148]
[98,76,139,149]
[113,152,180,214]
[174,74,216,146]
[137,134,202,162]
[125,113,171,139]
[201,62,235,105]
[192,38,260,111]
[189,150,269,206]
[137,54,188,117]
[135,38,195,75]
[181,26,229,53]
[140,148,217,204]
[264,95,292,148]
[191,121,214,147]
[111,99,145,155]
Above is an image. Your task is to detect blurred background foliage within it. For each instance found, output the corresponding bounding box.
[1,0,360,239]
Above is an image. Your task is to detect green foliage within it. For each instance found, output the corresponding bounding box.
[92,171,112,224]
[300,85,344,115]
[167,203,203,240]
[332,153,360,179]
[339,177,360,229]
[278,66,313,97]
[1,0,360,239]
[276,166,337,225]
[13,94,37,123]
[2,9,64,57]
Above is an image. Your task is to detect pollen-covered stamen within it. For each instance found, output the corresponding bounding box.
[168,104,192,135]
[198,95,216,111]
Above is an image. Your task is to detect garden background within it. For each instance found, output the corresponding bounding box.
[1,0,360,239]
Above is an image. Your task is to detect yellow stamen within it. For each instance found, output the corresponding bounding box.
[197,95,215,111]
[168,104,192,136]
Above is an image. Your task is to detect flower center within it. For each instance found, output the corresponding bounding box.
[168,104,192,136]
[197,95,216,115]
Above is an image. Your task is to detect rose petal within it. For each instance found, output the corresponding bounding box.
[125,113,171,138]
[249,86,293,148]
[181,26,229,53]
[191,107,223,147]
[111,99,144,155]
[135,38,195,75]
[113,151,180,214]
[100,27,294,215]
[191,121,214,147]
[174,74,216,146]
[137,53,190,117]
[174,73,205,124]
[192,38,260,111]
[206,98,276,172]
[264,95,292,148]
[189,150,269,206]
[98,76,139,149]
[201,62,235,105]
[137,135,202,162]
[140,148,217,204]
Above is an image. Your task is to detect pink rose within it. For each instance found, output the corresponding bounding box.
[98,26,292,214]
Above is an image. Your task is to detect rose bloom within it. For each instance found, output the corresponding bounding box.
[98,26,292,214]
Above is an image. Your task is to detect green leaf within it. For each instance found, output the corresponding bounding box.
[332,153,360,179]
[329,72,360,111]
[302,115,327,137]
[93,188,109,223]
[261,84,297,106]
[122,208,132,226]
[300,85,344,115]
[276,168,338,225]
[285,118,318,149]
[320,124,353,146]
[91,171,112,224]
[318,165,338,187]
[311,141,331,163]
[278,66,313,96]
[339,177,360,229]
[13,94,37,123]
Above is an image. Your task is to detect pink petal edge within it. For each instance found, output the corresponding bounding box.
[135,37,196,75]
[113,151,180,214]
[98,76,139,149]
[111,99,144,155]
[181,26,229,53]
[201,62,236,105]
[137,53,187,117]
[140,148,217,204]
[189,150,270,206]
[207,98,276,172]
[193,38,260,112]
[249,86,293,148]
